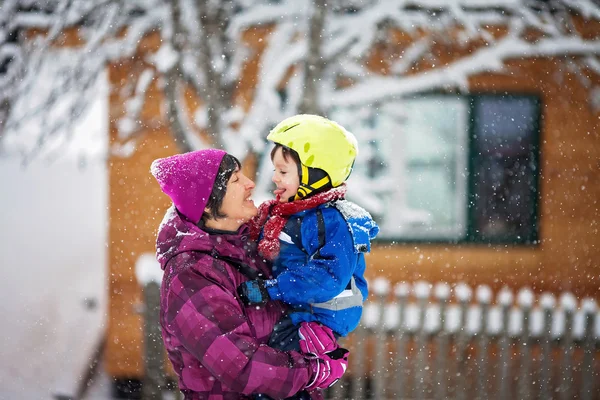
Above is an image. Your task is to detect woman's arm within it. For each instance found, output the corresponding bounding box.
[164,266,311,398]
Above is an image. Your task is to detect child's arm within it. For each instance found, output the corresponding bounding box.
[264,208,356,306]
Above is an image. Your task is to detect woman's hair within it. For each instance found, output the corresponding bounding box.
[270,143,301,166]
[202,154,241,221]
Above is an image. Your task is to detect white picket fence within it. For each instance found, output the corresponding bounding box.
[137,273,600,400]
[328,279,600,400]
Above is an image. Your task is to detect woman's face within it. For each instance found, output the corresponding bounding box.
[271,147,300,203]
[204,168,257,231]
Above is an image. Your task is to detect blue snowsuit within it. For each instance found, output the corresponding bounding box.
[264,200,379,337]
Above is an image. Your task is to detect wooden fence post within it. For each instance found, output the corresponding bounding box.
[475,285,491,400]
[580,299,597,400]
[539,293,556,400]
[372,277,391,400]
[348,280,600,400]
[135,255,167,400]
[496,287,513,400]
[559,292,576,400]
[350,320,367,399]
[414,281,431,400]
[142,281,165,400]
[433,282,450,400]
[517,288,533,400]
[394,282,410,399]
[454,283,472,400]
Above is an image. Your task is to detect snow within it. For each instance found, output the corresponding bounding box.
[371,277,391,297]
[2,2,600,161]
[135,253,164,286]
[118,68,155,139]
[476,285,493,305]
[362,281,600,339]
[227,1,305,37]
[148,43,179,73]
[361,292,600,340]
[0,156,108,399]
[539,292,556,310]
[0,2,599,395]
[361,302,380,328]
[454,282,472,302]
[487,306,503,334]
[560,292,578,311]
[581,298,598,314]
[413,281,431,300]
[334,199,374,221]
[2,1,599,242]
[2,50,109,160]
[517,287,535,308]
[564,0,600,20]
[0,51,108,399]
[497,287,514,306]
[325,36,600,108]
[394,281,411,298]
[465,305,482,333]
[433,282,451,301]
[0,43,21,91]
[110,138,138,158]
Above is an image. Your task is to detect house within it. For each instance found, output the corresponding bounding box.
[103,12,600,392]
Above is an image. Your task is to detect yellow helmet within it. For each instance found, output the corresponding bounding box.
[267,114,358,188]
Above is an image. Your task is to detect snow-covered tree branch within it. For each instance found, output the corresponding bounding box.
[0,0,599,203]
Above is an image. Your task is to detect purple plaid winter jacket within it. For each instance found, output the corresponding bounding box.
[156,206,316,399]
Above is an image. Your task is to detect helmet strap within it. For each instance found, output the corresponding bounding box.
[293,164,333,201]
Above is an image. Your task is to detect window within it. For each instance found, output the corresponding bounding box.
[469,96,540,243]
[337,94,541,244]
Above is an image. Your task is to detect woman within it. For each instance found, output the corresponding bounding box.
[151,149,347,399]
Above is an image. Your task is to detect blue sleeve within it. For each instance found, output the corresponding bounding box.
[266,208,355,305]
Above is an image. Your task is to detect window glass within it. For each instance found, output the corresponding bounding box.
[332,94,540,244]
[470,96,540,243]
[398,97,469,239]
[337,97,469,240]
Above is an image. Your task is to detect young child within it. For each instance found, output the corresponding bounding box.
[237,114,379,352]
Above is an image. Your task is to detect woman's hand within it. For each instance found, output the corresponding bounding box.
[305,349,349,391]
[298,321,339,358]
[299,321,350,390]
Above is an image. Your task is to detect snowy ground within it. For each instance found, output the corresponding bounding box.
[0,54,109,399]
[81,368,113,400]
[0,157,108,400]
[81,367,181,400]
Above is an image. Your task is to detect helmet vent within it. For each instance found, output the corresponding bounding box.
[267,114,357,187]
[282,123,300,133]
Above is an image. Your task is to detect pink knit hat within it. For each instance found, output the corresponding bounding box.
[151,149,227,224]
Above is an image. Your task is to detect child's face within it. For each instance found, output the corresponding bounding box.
[271,147,300,203]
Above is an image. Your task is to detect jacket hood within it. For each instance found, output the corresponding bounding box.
[332,200,379,253]
[156,206,251,270]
